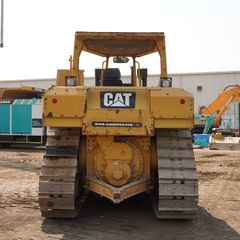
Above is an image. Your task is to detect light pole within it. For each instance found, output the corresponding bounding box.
[0,0,3,48]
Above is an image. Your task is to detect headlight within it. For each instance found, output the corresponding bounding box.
[65,77,76,86]
[160,78,172,88]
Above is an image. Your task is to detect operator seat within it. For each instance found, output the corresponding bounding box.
[103,68,123,86]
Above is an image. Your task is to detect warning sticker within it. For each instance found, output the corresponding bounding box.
[32,119,43,128]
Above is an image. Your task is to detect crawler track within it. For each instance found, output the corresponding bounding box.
[155,129,198,219]
[38,127,82,218]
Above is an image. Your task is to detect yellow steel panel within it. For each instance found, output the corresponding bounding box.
[96,136,132,160]
[151,88,193,97]
[44,117,83,127]
[44,95,84,117]
[88,178,114,200]
[43,86,194,131]
[87,177,149,203]
[44,87,86,118]
[150,89,194,119]
[56,69,84,86]
[154,119,194,128]
[82,109,153,136]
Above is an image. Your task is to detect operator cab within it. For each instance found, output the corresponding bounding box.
[95,56,148,87]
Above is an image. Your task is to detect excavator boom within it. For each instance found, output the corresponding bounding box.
[202,86,240,126]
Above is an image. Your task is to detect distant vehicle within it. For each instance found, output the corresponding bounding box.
[194,86,240,134]
[0,86,45,147]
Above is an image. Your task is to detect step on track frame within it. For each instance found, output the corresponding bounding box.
[154,129,198,219]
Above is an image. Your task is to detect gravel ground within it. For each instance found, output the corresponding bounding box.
[0,147,239,240]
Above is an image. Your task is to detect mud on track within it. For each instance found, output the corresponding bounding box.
[0,147,239,240]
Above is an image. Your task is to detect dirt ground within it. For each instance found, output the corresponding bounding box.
[0,147,239,240]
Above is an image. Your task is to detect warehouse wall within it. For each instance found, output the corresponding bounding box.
[0,71,240,114]
[0,79,54,89]
[170,71,240,113]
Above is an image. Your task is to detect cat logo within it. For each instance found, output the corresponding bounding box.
[100,91,136,108]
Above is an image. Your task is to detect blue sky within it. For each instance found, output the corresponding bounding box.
[0,0,240,80]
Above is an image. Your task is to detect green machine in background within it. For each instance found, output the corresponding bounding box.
[12,100,33,134]
[0,99,44,145]
[0,102,10,133]
[0,87,45,146]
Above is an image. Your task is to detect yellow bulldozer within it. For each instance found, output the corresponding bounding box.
[39,32,198,219]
